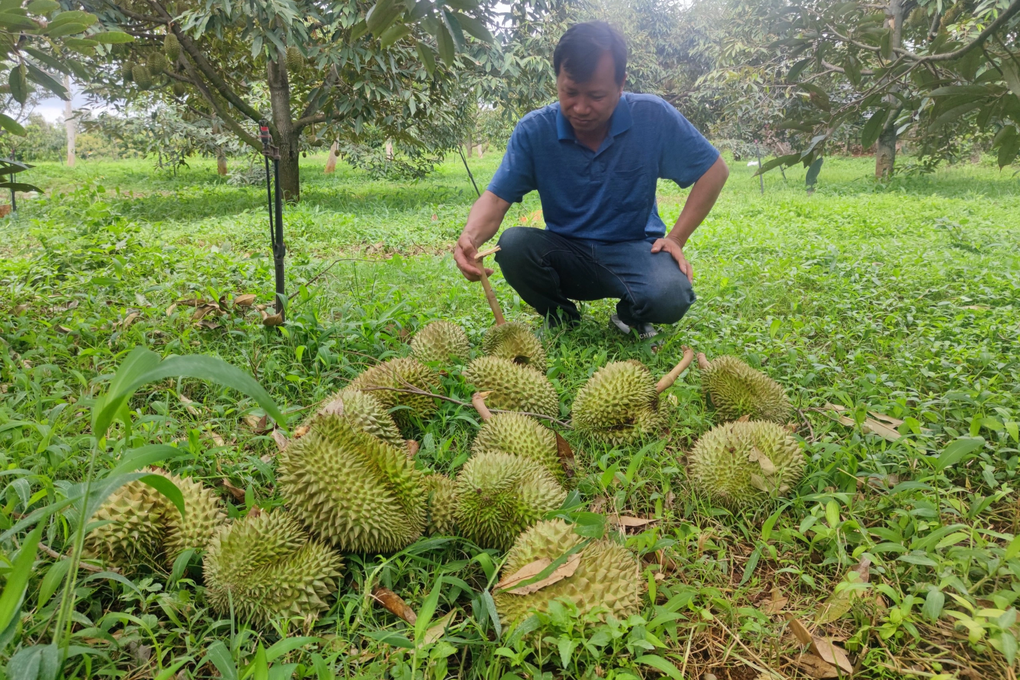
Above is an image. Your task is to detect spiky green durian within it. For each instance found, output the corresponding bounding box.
[463,357,559,417]
[454,452,565,551]
[164,33,181,61]
[132,65,152,89]
[411,320,470,364]
[285,46,304,72]
[571,361,664,445]
[148,51,167,74]
[172,81,186,97]
[482,322,546,368]
[423,474,459,536]
[83,473,170,571]
[699,355,793,423]
[348,357,440,432]
[472,412,567,485]
[494,519,643,625]
[311,389,404,449]
[203,511,342,625]
[163,474,227,566]
[121,61,135,83]
[278,416,428,553]
[689,420,805,507]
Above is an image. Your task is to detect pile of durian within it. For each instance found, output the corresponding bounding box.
[85,317,804,631]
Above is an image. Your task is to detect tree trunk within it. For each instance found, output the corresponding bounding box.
[267,57,300,201]
[212,120,227,175]
[325,141,338,173]
[876,0,904,179]
[64,75,75,168]
[385,139,394,160]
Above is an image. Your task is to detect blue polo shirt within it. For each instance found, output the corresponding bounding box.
[487,93,719,243]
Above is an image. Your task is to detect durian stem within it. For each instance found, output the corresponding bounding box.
[37,543,110,573]
[471,391,494,421]
[476,246,505,326]
[655,346,696,393]
[697,352,710,370]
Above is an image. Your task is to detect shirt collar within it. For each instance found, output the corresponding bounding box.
[556,93,632,142]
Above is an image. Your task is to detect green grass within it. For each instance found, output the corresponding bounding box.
[2,150,1020,680]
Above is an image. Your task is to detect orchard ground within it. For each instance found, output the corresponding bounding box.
[2,151,1020,679]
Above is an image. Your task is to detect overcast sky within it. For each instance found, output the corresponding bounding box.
[31,80,117,123]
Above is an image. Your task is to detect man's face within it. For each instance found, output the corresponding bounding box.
[557,51,624,135]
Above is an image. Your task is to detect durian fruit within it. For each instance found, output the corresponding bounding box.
[148,51,167,74]
[310,388,404,449]
[494,519,643,625]
[164,33,181,61]
[454,452,565,551]
[83,472,170,571]
[172,81,187,97]
[482,321,546,368]
[423,474,458,536]
[285,46,304,72]
[277,415,428,553]
[203,511,342,626]
[689,420,805,507]
[471,392,567,485]
[571,347,694,446]
[697,354,793,423]
[132,64,152,89]
[163,473,227,566]
[348,357,440,432]
[121,61,135,83]
[463,357,559,417]
[410,320,470,364]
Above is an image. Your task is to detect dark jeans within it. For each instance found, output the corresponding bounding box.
[494,227,696,327]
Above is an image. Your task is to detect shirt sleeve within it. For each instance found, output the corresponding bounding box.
[486,120,536,203]
[658,104,720,188]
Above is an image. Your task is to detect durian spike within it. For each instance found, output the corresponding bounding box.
[655,346,695,393]
[472,391,494,421]
[476,246,505,326]
[697,352,711,370]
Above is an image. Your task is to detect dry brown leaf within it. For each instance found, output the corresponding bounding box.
[554,431,576,479]
[736,414,751,422]
[262,311,284,327]
[222,479,245,502]
[610,516,658,529]
[794,653,840,679]
[497,553,581,595]
[405,440,420,458]
[244,414,269,433]
[816,557,871,624]
[494,558,551,592]
[372,587,417,625]
[234,294,256,307]
[862,419,900,442]
[812,638,852,674]
[13,303,29,315]
[867,411,903,428]
[176,298,202,307]
[180,395,200,416]
[762,587,789,614]
[197,320,220,330]
[293,425,310,439]
[193,304,221,321]
[422,611,455,646]
[165,303,178,317]
[208,432,225,447]
[272,429,289,451]
[788,617,814,646]
[56,325,73,334]
[748,447,777,475]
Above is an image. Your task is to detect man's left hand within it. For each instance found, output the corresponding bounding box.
[651,238,692,283]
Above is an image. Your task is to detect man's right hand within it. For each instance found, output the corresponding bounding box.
[454,235,494,282]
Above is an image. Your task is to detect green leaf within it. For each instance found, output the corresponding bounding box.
[91,31,134,44]
[806,157,824,186]
[138,473,185,519]
[844,54,861,87]
[930,101,981,128]
[929,85,996,98]
[995,126,1019,168]
[862,109,886,149]
[787,58,811,82]
[61,37,99,52]
[45,21,89,38]
[108,444,189,477]
[935,437,985,473]
[366,0,398,35]
[364,631,414,648]
[414,578,442,642]
[416,42,436,75]
[265,637,320,662]
[47,9,94,27]
[38,557,72,608]
[379,23,410,48]
[922,589,944,622]
[443,0,478,10]
[451,13,491,42]
[26,63,67,99]
[634,655,683,680]
[350,20,369,41]
[435,22,454,65]
[26,0,60,13]
[9,65,28,104]
[203,641,238,680]
[754,153,799,176]
[798,83,830,111]
[481,590,501,637]
[249,644,269,680]
[0,524,42,632]
[22,47,72,75]
[879,29,892,59]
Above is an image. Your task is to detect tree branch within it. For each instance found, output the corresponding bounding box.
[899,0,1020,63]
[179,52,261,149]
[297,64,339,125]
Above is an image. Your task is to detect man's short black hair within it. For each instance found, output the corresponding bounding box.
[553,22,628,85]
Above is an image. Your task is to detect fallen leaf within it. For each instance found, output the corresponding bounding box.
[494,558,551,592]
[234,294,257,307]
[193,304,221,321]
[609,516,658,530]
[272,429,289,451]
[816,557,871,624]
[867,411,903,428]
[554,431,576,479]
[14,304,29,315]
[762,587,789,614]
[176,298,202,307]
[787,616,853,676]
[496,553,582,595]
[292,425,309,439]
[208,432,225,447]
[180,395,200,416]
[405,440,419,458]
[165,303,178,317]
[222,479,245,501]
[120,312,140,329]
[431,214,438,221]
[736,414,751,422]
[788,617,814,646]
[372,587,417,625]
[56,325,73,334]
[748,447,777,474]
[862,418,900,442]
[247,505,262,518]
[262,312,284,327]
[794,653,839,678]
[244,414,269,433]
[197,320,220,330]
[422,611,455,646]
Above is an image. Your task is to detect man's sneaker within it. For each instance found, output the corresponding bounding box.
[610,314,658,340]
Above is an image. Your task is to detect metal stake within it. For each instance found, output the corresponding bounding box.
[260,121,285,321]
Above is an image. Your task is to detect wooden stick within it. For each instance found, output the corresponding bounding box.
[471,391,494,422]
[476,246,505,326]
[38,543,114,574]
[655,346,695,393]
[697,352,710,370]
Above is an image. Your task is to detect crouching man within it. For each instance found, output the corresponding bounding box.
[453,21,728,340]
